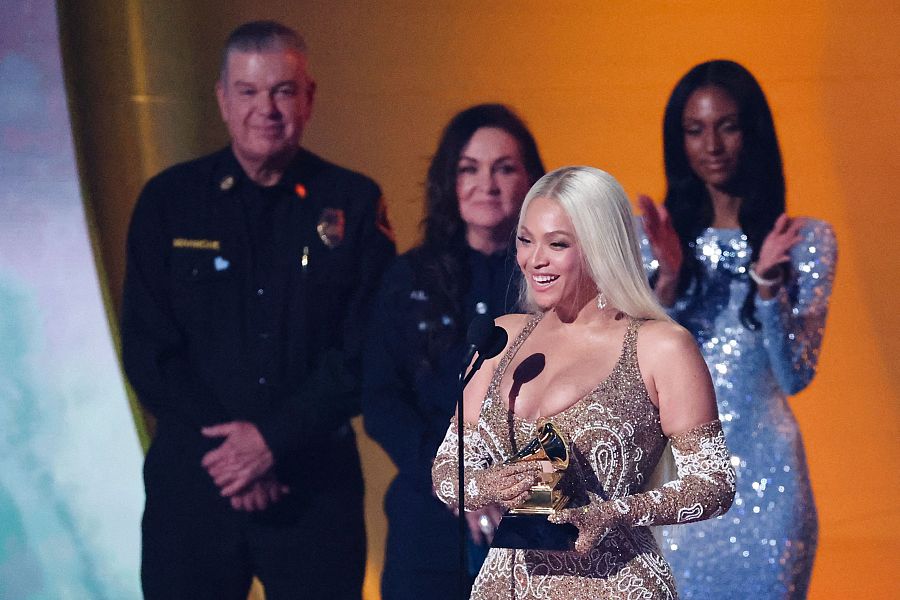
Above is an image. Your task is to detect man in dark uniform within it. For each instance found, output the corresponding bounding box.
[121,21,395,599]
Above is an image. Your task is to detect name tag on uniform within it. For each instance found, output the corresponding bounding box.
[172,238,221,251]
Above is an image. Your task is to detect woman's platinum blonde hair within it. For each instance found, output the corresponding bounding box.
[517,166,671,322]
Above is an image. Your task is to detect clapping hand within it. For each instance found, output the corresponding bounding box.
[637,195,682,306]
[637,195,682,279]
[755,214,802,285]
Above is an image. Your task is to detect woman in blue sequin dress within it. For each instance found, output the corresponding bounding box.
[637,60,836,599]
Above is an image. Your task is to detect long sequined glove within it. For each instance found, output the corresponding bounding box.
[431,416,542,511]
[548,491,625,553]
[467,463,543,510]
[550,420,735,553]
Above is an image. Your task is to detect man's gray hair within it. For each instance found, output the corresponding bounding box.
[220,20,307,79]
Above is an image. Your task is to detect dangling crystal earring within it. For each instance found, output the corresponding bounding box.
[597,293,607,310]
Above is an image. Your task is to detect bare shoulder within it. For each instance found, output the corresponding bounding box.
[636,319,702,370]
[637,319,696,352]
[636,318,716,427]
[496,312,532,332]
[495,313,533,345]
[491,313,532,358]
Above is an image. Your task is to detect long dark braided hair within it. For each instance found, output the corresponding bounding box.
[662,60,785,328]
[409,104,545,362]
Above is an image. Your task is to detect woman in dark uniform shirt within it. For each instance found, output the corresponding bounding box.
[362,104,545,600]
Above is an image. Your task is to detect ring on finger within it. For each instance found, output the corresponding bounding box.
[478,514,493,534]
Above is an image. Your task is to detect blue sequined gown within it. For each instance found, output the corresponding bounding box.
[639,218,836,599]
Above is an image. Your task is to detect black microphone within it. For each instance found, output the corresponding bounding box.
[480,324,508,361]
[461,314,495,369]
[460,315,508,385]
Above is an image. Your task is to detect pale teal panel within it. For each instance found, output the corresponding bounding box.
[0,1,143,598]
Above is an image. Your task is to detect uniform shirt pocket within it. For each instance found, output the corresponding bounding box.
[171,251,234,284]
[169,251,236,330]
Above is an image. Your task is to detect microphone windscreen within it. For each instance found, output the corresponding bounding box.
[481,326,508,360]
[466,314,495,349]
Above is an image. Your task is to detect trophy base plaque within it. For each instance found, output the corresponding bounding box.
[491,512,578,551]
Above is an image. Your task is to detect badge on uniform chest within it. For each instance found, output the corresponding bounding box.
[316,207,345,249]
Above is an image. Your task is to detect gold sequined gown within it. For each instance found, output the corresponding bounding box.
[433,316,736,599]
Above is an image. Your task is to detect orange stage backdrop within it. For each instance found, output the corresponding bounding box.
[64,2,899,598]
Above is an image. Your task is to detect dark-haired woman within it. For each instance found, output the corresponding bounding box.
[362,104,545,599]
[638,60,836,599]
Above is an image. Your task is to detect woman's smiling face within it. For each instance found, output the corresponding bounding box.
[456,127,531,241]
[516,196,593,312]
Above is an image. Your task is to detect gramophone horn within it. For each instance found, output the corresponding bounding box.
[504,421,569,470]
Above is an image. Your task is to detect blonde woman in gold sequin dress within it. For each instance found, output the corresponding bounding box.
[432,166,736,599]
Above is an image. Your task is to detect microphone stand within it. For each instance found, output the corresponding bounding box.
[457,352,486,600]
[457,360,470,600]
[455,316,506,600]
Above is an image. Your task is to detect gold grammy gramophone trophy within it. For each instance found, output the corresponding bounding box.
[491,420,579,551]
[505,420,570,514]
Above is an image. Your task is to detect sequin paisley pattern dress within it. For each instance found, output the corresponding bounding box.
[639,218,836,599]
[432,316,736,599]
